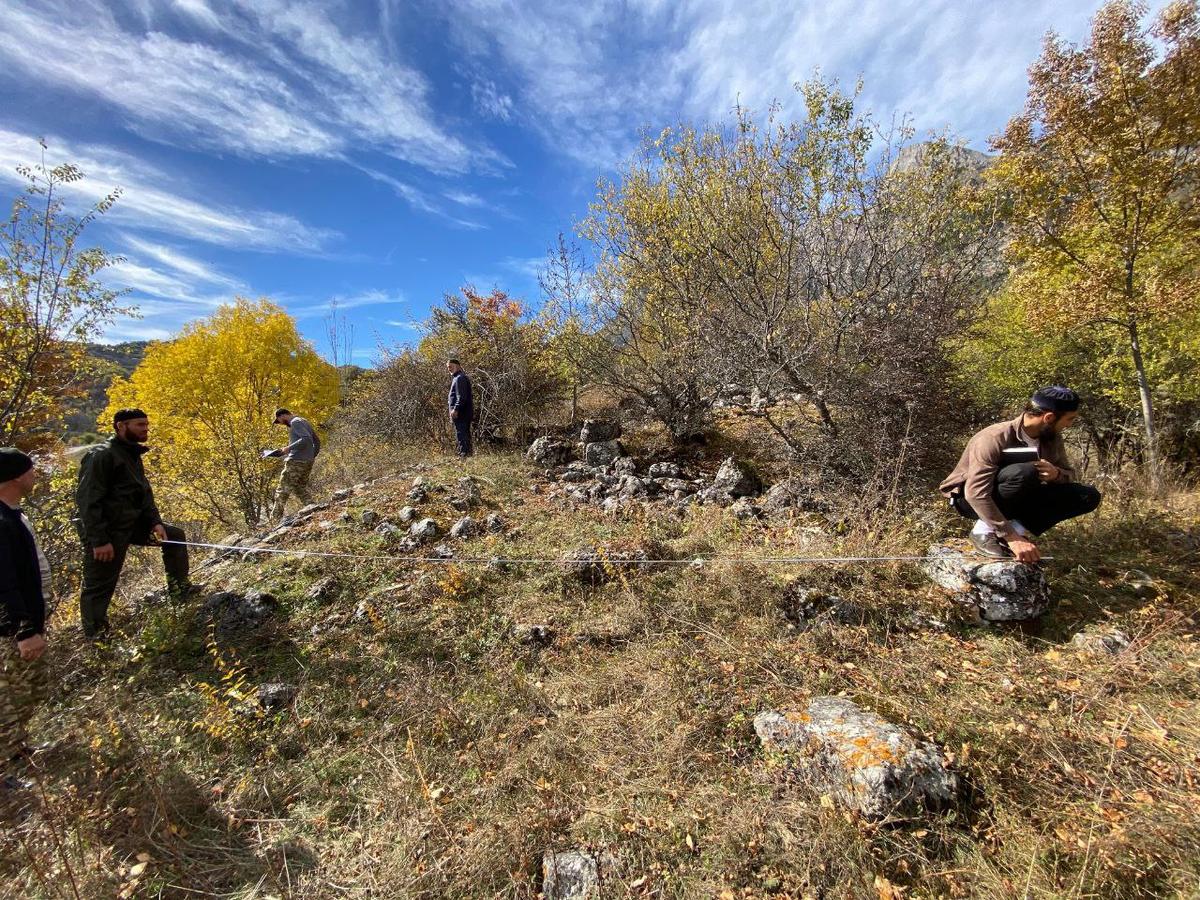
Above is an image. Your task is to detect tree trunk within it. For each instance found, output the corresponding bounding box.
[1127,316,1161,490]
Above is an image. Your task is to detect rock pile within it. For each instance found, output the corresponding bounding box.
[755,697,958,819]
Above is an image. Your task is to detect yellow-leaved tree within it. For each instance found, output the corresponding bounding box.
[104,299,340,528]
[989,0,1200,484]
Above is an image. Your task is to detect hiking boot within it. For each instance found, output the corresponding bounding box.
[970,531,1013,559]
[167,581,204,602]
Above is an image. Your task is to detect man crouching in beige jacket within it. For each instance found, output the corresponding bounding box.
[940,386,1102,563]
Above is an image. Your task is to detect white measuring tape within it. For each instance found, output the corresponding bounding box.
[163,539,1049,566]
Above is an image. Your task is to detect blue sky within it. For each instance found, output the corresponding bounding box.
[0,0,1143,364]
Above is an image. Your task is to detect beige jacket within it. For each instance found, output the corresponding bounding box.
[939,415,1075,531]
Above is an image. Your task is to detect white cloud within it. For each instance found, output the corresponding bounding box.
[360,167,487,230]
[470,77,515,122]
[291,289,407,319]
[0,0,495,174]
[445,190,487,209]
[439,0,1170,166]
[0,129,337,253]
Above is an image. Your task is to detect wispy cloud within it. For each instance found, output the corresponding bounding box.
[438,0,1152,166]
[0,129,337,253]
[360,167,487,230]
[291,289,407,319]
[0,0,497,174]
[470,76,515,122]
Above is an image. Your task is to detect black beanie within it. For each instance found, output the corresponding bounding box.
[1031,385,1080,413]
[113,408,148,427]
[0,447,34,483]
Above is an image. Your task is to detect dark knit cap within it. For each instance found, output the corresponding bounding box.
[0,447,34,483]
[274,408,290,421]
[1031,385,1080,413]
[113,408,148,426]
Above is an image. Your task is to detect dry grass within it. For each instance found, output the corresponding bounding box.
[2,443,1198,899]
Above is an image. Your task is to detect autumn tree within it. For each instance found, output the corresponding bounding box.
[0,144,128,449]
[990,0,1200,485]
[583,79,1003,463]
[105,299,340,528]
[538,233,598,424]
[351,286,562,447]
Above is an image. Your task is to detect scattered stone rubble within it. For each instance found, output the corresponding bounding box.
[755,697,958,819]
[922,544,1052,621]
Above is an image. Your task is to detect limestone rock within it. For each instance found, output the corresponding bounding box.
[542,848,616,900]
[729,497,762,522]
[922,544,1051,621]
[410,518,440,542]
[360,509,381,527]
[612,456,638,476]
[456,477,482,507]
[579,419,620,444]
[202,589,279,632]
[331,487,354,502]
[257,682,298,711]
[713,457,761,498]
[375,521,403,541]
[450,516,477,539]
[398,506,418,524]
[563,546,647,585]
[584,439,624,469]
[485,512,505,533]
[755,697,957,819]
[527,436,574,466]
[1071,628,1131,655]
[648,461,682,479]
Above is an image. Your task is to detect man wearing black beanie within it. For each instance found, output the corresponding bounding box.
[74,409,196,638]
[0,448,50,797]
[940,386,1102,562]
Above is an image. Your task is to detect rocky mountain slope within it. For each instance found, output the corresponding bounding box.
[6,431,1200,898]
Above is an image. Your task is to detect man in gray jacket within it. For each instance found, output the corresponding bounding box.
[266,408,320,520]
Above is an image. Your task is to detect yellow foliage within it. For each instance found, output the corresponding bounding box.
[103,298,340,528]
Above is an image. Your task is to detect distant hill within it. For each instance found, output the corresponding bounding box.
[60,341,151,443]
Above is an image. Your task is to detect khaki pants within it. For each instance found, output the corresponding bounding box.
[270,458,314,519]
[1,639,48,764]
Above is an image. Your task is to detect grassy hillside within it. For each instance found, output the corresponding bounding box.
[4,444,1199,898]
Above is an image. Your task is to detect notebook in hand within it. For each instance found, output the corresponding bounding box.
[1001,446,1040,464]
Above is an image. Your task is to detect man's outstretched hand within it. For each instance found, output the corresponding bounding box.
[152,523,168,542]
[93,543,114,562]
[1007,534,1041,564]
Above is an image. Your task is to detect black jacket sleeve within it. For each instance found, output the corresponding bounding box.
[76,449,113,546]
[0,515,45,639]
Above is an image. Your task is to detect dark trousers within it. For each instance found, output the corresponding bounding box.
[453,416,473,457]
[952,462,1102,536]
[79,519,189,636]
